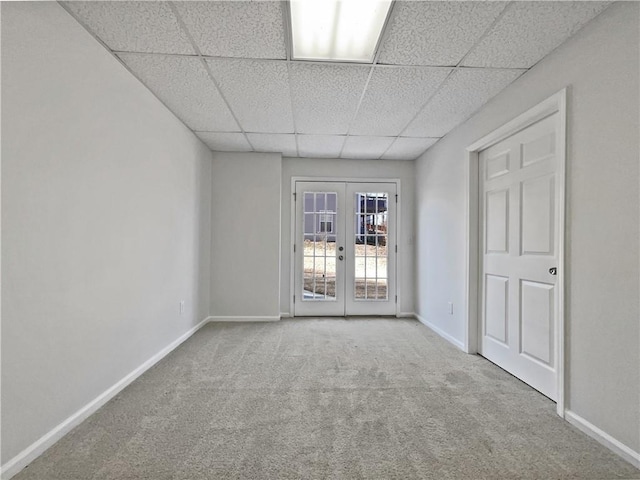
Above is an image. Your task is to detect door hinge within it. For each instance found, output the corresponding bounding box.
[294,243,296,252]
[395,194,398,203]
[395,295,398,303]
[395,245,398,253]
[293,295,296,304]
[293,192,297,201]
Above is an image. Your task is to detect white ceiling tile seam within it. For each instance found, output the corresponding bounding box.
[394,1,515,141]
[284,76,302,154]
[56,1,202,142]
[167,1,254,152]
[282,1,301,157]
[377,1,515,158]
[338,66,376,158]
[340,0,398,158]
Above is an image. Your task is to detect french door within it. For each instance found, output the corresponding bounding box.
[294,181,397,316]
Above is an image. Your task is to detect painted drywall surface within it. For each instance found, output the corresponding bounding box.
[415,151,467,341]
[1,2,212,463]
[415,3,639,452]
[281,157,415,316]
[210,152,282,318]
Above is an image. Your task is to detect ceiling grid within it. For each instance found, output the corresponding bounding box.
[59,0,612,160]
[337,66,376,159]
[167,1,256,152]
[338,0,397,159]
[377,1,510,160]
[394,1,514,141]
[282,1,300,157]
[58,1,205,139]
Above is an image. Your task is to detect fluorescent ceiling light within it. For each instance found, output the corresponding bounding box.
[290,0,393,63]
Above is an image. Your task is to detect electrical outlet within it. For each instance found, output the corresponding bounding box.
[448,302,453,315]
[179,300,185,315]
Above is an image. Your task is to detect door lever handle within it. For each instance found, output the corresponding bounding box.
[338,255,344,261]
[549,267,557,276]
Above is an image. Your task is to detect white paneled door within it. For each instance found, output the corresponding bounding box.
[479,113,561,400]
[294,182,397,316]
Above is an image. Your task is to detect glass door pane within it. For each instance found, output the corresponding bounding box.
[303,192,337,301]
[353,192,388,300]
[345,182,396,316]
[294,182,346,317]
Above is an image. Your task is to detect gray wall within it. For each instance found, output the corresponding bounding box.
[208,155,414,319]
[414,3,639,453]
[210,152,282,319]
[1,2,212,463]
[281,157,415,316]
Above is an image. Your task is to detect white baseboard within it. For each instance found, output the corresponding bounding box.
[0,317,212,480]
[396,312,416,318]
[564,410,640,469]
[280,312,292,318]
[414,313,466,351]
[208,315,280,322]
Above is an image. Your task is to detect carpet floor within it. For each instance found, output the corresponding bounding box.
[14,318,640,479]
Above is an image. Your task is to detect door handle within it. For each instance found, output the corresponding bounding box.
[549,267,557,276]
[338,255,344,261]
[338,246,344,251]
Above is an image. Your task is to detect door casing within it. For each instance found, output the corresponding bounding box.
[290,177,402,317]
[464,89,567,417]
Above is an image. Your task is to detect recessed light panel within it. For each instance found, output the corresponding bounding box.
[290,0,393,63]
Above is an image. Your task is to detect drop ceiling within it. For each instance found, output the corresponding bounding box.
[61,1,610,160]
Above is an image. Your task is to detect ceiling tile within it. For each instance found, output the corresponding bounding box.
[351,67,451,136]
[377,2,507,66]
[247,134,297,157]
[382,137,440,160]
[174,1,286,59]
[196,132,251,152]
[289,64,371,135]
[206,59,294,134]
[462,2,611,68]
[118,53,239,132]
[341,136,395,160]
[403,68,524,138]
[297,135,346,158]
[63,1,195,54]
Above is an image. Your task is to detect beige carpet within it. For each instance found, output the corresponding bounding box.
[14,318,640,479]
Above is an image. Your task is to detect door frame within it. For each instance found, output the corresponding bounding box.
[464,89,567,417]
[290,176,402,318]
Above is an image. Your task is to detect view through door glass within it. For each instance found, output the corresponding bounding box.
[354,192,388,300]
[294,181,396,317]
[303,192,337,301]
